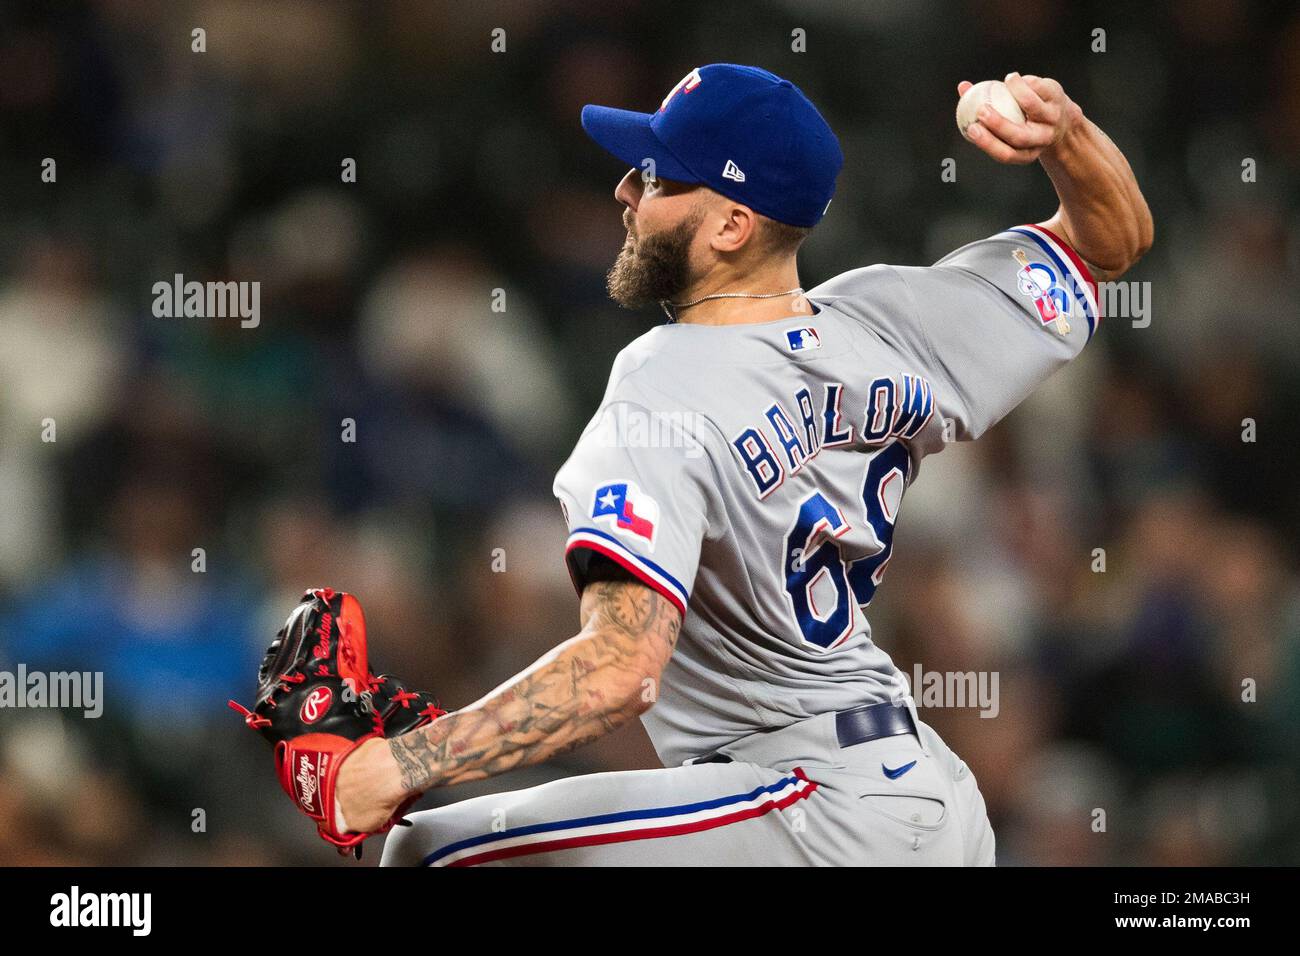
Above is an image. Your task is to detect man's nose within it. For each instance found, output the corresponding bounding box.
[614,168,641,211]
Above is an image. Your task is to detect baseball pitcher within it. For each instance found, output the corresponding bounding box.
[306,64,1151,865]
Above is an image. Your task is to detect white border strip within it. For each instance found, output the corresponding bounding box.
[567,529,690,611]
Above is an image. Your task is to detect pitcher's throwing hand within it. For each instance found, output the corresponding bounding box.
[960,73,1082,164]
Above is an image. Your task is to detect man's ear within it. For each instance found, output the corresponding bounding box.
[709,200,759,254]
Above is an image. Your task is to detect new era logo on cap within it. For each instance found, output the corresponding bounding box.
[722,159,746,182]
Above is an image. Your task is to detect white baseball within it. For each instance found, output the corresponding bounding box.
[956,80,1026,140]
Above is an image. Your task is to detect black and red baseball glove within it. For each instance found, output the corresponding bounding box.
[228,588,443,857]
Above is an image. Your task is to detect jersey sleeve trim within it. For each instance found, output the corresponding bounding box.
[1005,223,1101,339]
[564,527,690,616]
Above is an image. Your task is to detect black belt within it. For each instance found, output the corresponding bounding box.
[694,701,916,764]
[834,700,916,748]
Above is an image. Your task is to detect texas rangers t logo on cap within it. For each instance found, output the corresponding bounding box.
[659,68,702,112]
[592,481,659,549]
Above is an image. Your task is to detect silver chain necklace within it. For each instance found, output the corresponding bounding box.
[659,286,804,323]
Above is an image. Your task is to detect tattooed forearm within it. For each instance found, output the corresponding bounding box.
[388,580,681,793]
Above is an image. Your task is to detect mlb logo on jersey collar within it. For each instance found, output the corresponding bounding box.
[785,327,821,352]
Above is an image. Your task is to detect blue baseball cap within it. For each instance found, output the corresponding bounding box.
[581,64,843,228]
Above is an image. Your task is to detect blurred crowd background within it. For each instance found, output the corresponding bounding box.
[0,0,1297,866]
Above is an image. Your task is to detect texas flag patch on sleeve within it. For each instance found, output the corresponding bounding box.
[592,481,659,550]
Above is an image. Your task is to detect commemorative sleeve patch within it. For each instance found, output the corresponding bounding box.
[591,481,659,550]
[1012,248,1072,335]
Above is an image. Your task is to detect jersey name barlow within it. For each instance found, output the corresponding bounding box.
[731,374,935,499]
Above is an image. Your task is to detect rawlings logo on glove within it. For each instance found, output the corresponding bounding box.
[300,686,332,723]
[229,588,445,858]
[295,752,324,813]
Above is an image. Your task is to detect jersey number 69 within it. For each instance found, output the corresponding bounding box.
[781,440,910,649]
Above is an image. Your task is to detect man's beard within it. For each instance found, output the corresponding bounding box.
[605,208,703,309]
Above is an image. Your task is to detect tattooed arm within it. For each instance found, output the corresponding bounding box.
[335,568,681,833]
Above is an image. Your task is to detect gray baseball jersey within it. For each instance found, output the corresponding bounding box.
[553,224,1099,767]
[381,224,1097,866]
